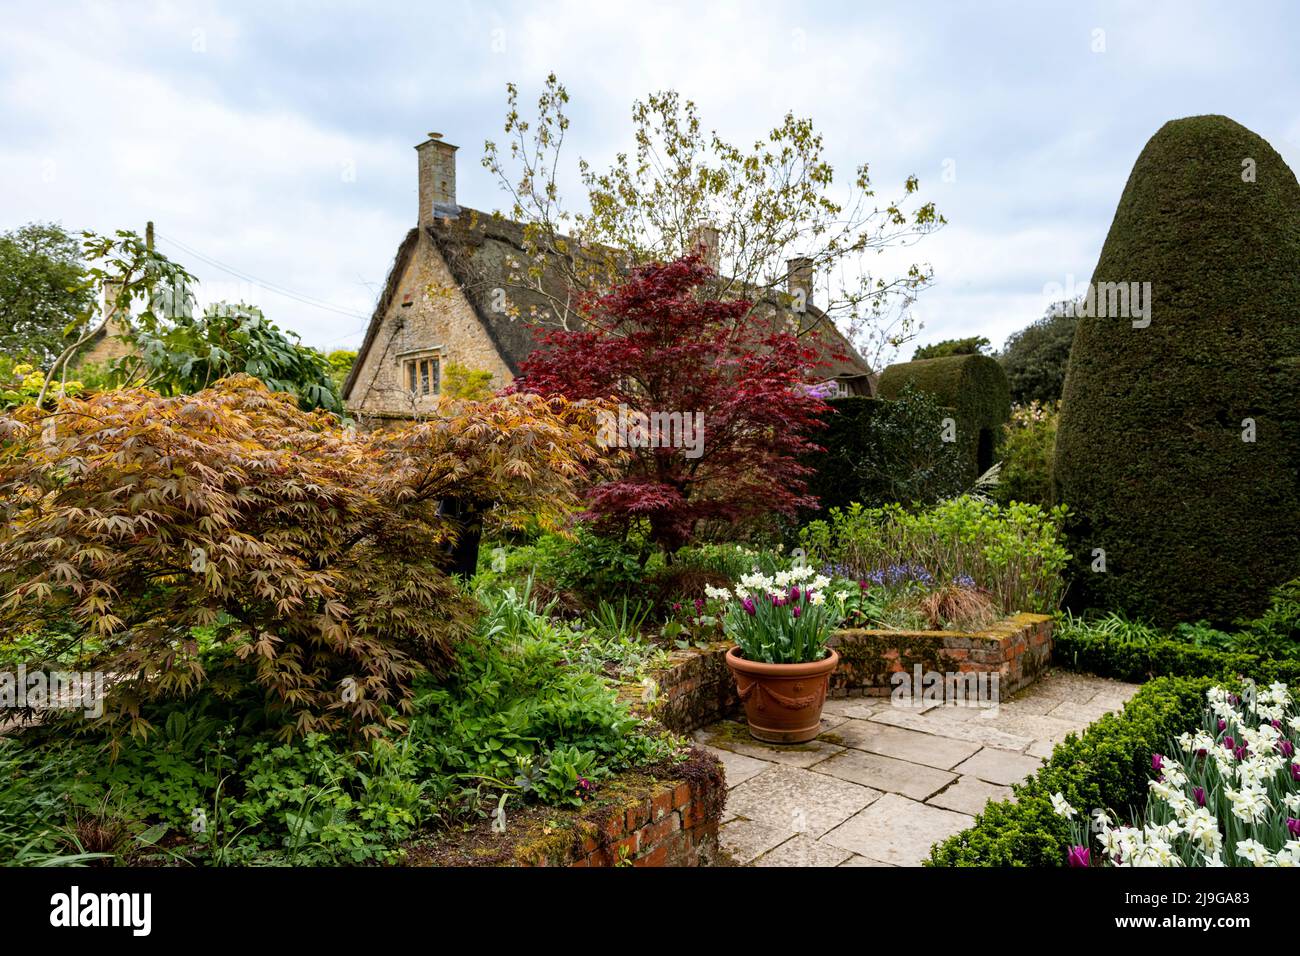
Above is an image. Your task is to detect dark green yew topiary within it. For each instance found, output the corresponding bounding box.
[1053,115,1300,626]
[876,353,1011,484]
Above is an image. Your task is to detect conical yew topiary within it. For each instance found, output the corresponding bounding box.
[1053,115,1300,626]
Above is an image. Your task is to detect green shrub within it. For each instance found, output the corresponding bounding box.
[485,526,648,606]
[997,304,1079,405]
[876,353,1011,483]
[928,675,1216,866]
[993,402,1057,508]
[800,495,1071,614]
[0,587,676,865]
[1053,114,1300,626]
[804,386,966,514]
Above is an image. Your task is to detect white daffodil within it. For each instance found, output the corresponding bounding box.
[703,585,732,601]
[1050,792,1077,819]
[1235,839,1275,867]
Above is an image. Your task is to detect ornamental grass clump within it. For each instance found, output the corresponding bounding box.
[1054,682,1300,867]
[706,566,839,664]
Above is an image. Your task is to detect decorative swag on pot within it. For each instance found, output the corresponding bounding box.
[710,567,840,743]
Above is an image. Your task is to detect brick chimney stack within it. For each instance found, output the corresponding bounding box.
[786,256,814,309]
[416,132,458,226]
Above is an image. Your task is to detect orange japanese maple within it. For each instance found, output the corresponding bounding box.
[0,376,601,739]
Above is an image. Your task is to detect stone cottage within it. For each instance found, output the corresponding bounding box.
[342,132,875,420]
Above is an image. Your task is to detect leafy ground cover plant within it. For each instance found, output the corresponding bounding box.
[800,495,1070,615]
[1053,683,1299,867]
[0,587,678,866]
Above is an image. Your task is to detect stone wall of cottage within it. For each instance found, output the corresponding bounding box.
[346,231,513,418]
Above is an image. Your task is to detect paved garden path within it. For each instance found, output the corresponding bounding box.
[697,670,1141,867]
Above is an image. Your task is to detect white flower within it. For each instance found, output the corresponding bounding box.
[1225,785,1271,823]
[808,590,826,606]
[1235,839,1275,867]
[1050,792,1076,819]
[703,585,732,601]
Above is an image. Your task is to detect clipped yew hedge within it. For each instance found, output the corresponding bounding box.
[1053,114,1300,626]
[876,354,1010,484]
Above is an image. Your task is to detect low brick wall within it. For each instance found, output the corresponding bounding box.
[519,748,726,868]
[632,614,1054,732]
[831,612,1054,698]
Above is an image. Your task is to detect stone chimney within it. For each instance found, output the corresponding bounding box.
[689,224,721,272]
[416,132,458,226]
[786,256,814,310]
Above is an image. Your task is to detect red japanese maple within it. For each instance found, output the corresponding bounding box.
[511,255,832,552]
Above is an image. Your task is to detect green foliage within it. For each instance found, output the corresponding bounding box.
[0,222,93,366]
[322,349,356,393]
[912,335,990,360]
[993,402,1058,507]
[0,587,675,865]
[442,361,495,400]
[125,302,344,414]
[876,353,1011,483]
[997,303,1078,405]
[805,385,966,514]
[928,675,1217,866]
[488,526,648,605]
[800,496,1071,614]
[1053,115,1300,626]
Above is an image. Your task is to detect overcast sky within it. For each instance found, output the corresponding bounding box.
[3,1,1298,361]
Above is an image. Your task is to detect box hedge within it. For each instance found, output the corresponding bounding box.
[1053,114,1300,626]
[928,675,1216,866]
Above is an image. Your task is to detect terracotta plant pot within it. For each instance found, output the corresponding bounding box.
[725,645,840,744]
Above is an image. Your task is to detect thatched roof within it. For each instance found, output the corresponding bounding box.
[342,207,874,400]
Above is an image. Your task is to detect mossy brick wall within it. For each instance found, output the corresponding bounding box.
[512,748,726,868]
[829,613,1053,697]
[630,615,1054,725]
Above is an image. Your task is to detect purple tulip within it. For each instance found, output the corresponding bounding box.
[789,585,801,603]
[1196,748,1207,759]
[1067,846,1090,868]
[1151,753,1164,772]
[1223,736,1235,750]
[1291,763,1300,783]
[792,605,802,619]
[1289,818,1300,839]
[1279,740,1295,759]
[1194,787,1206,807]
[742,597,756,616]
[1272,719,1283,730]
[1234,745,1249,761]
[1217,719,1227,732]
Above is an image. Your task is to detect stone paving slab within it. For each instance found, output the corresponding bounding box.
[696,721,844,768]
[867,706,1036,752]
[926,775,1014,815]
[701,745,773,788]
[719,818,795,864]
[708,669,1141,866]
[814,749,955,801]
[951,747,1044,787]
[753,834,853,867]
[822,793,974,866]
[724,765,881,838]
[833,720,982,770]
